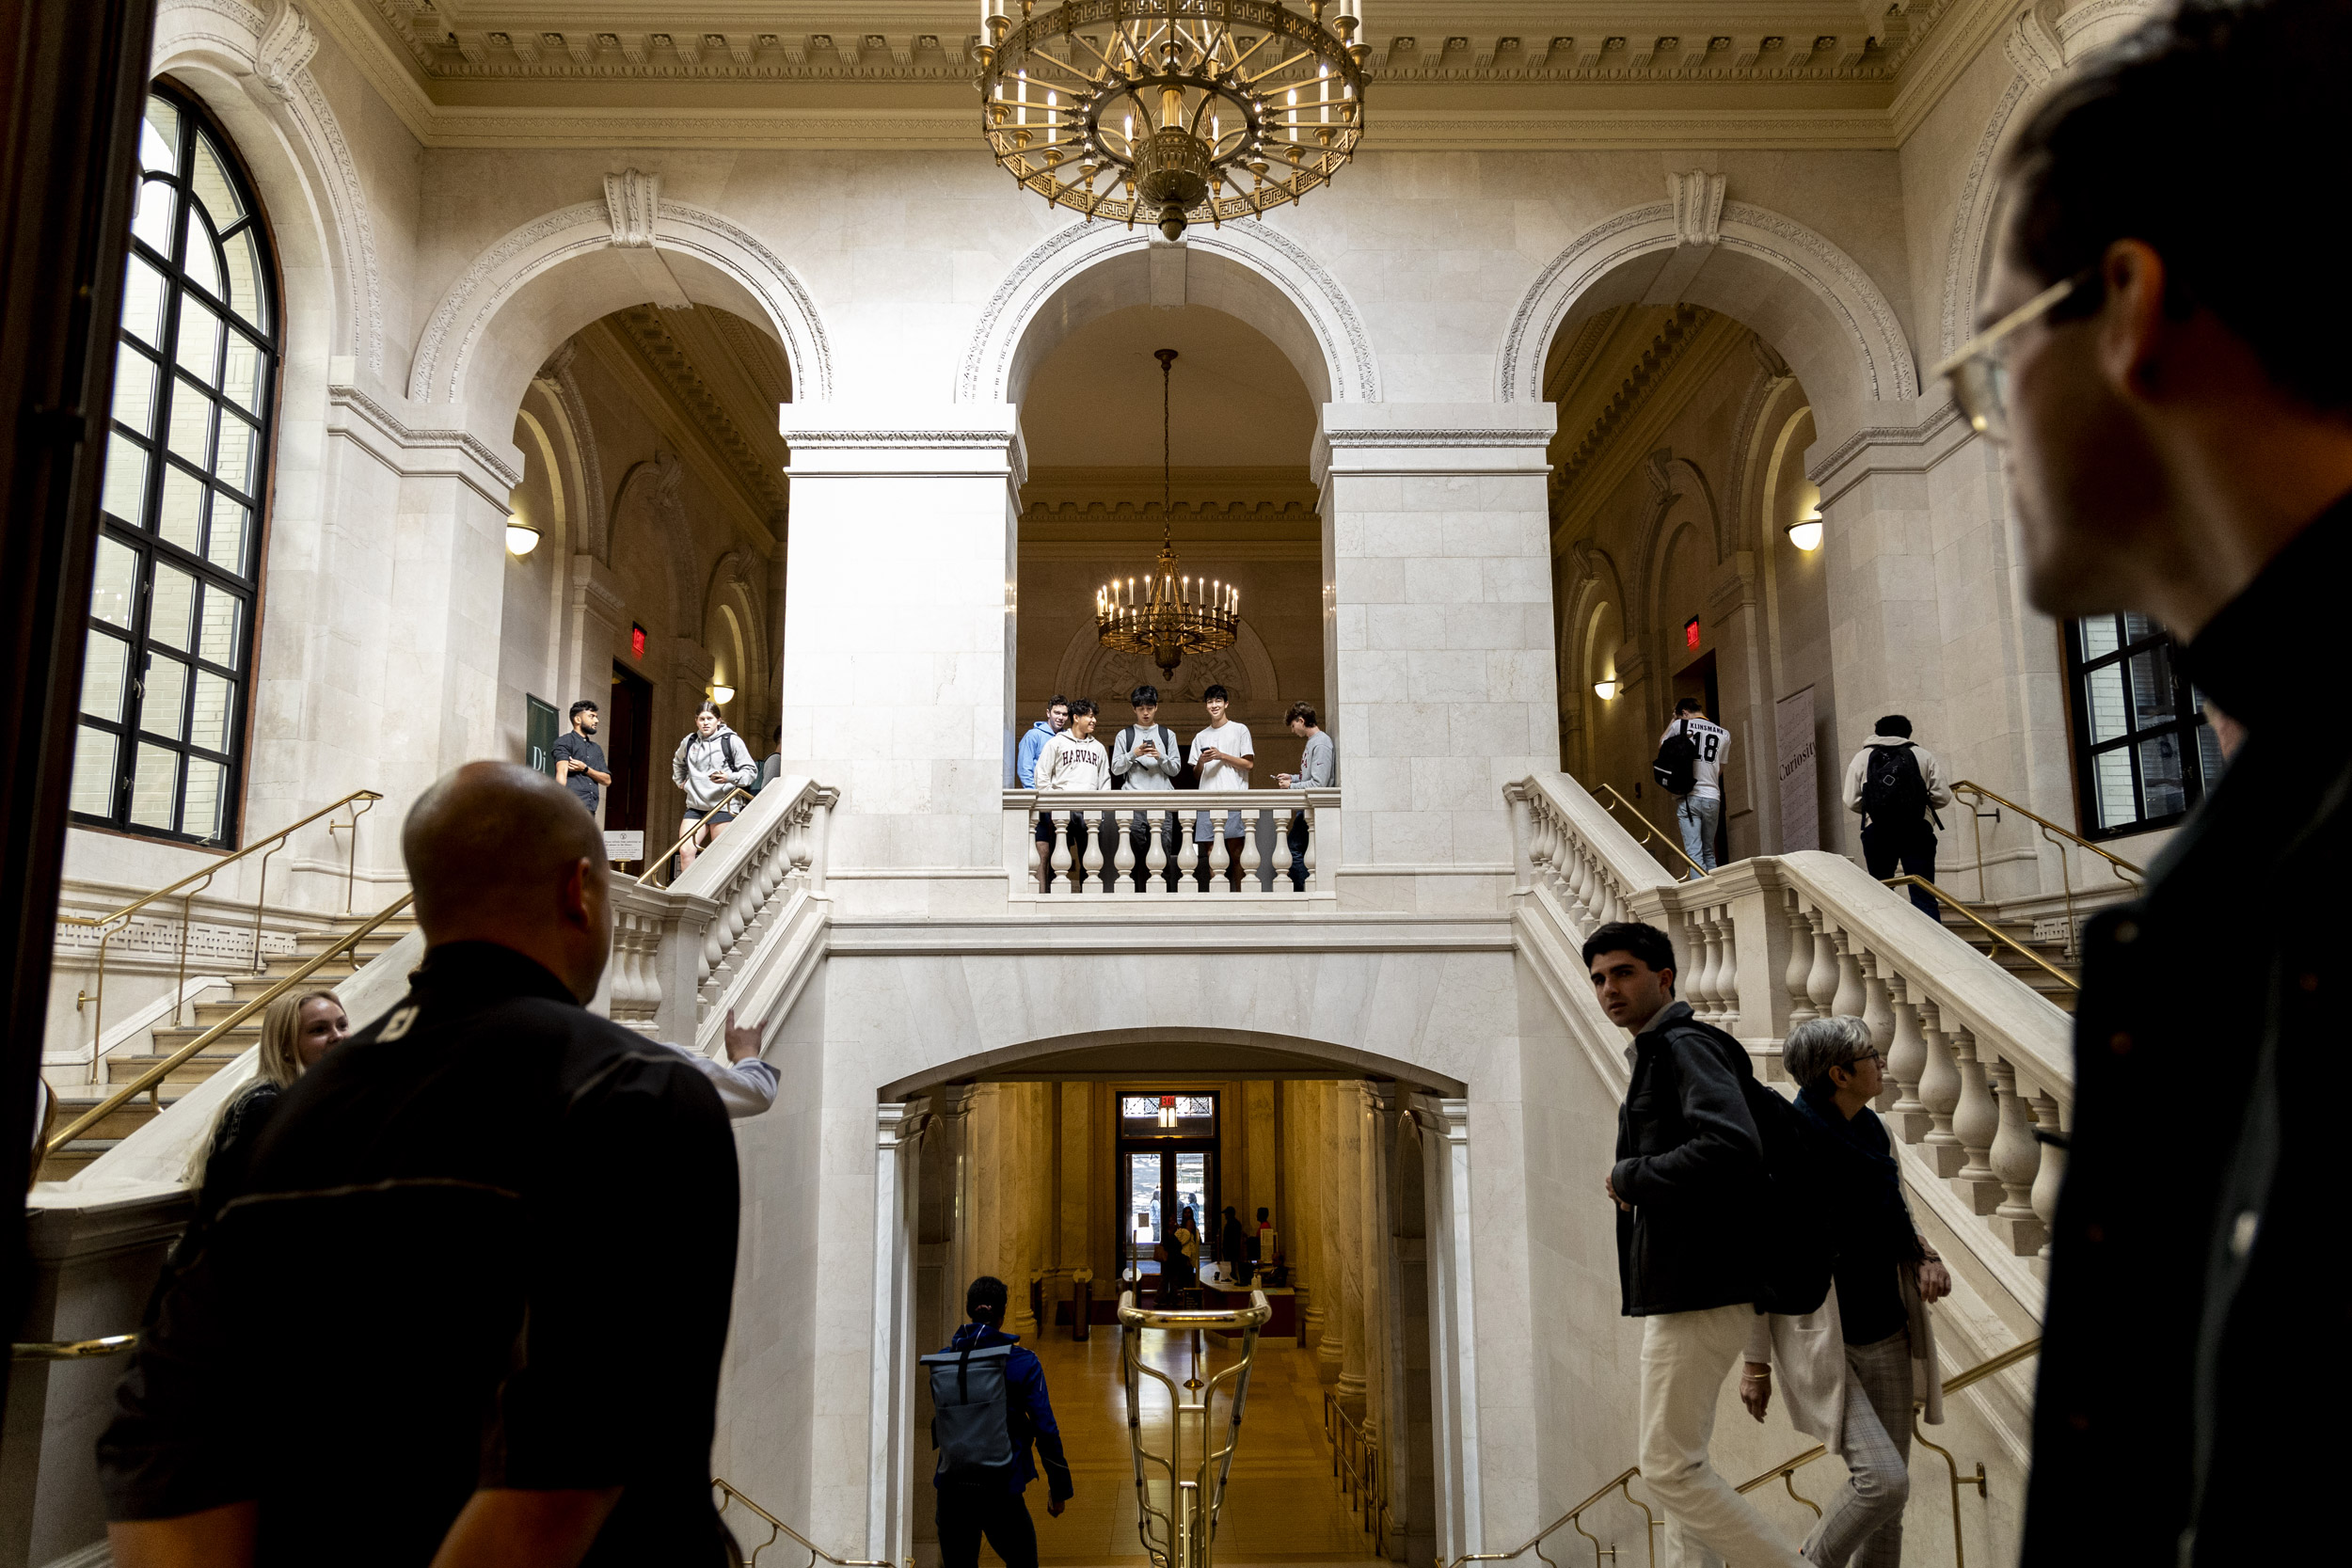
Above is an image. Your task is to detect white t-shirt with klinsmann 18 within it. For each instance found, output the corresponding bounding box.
[1190,721,1254,790]
[1659,716,1731,800]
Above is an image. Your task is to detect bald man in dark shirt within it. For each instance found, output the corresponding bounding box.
[102,763,753,1568]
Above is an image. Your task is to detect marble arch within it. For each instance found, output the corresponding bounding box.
[1498,196,1917,451]
[961,218,1381,408]
[1049,617,1281,716]
[880,1025,1469,1101]
[406,187,834,439]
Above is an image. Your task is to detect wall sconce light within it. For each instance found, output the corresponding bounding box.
[708,684,736,706]
[504,512,540,557]
[1787,507,1824,553]
[1593,679,1619,701]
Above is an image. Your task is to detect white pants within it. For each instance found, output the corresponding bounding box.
[1640,1305,1809,1568]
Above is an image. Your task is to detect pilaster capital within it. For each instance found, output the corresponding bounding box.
[1314,403,1557,481]
[779,404,1024,480]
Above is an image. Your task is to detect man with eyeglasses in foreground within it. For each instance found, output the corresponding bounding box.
[1938,3,2352,1561]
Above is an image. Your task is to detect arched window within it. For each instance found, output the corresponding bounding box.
[71,86,276,845]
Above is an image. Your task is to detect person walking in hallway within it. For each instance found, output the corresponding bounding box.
[1946,4,2352,1560]
[1588,920,1805,1568]
[672,699,757,872]
[552,700,610,819]
[1740,1016,1950,1568]
[927,1275,1073,1568]
[1841,717,1952,921]
[1656,698,1730,878]
[99,762,746,1567]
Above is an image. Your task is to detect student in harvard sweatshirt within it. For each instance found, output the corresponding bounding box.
[1035,699,1109,891]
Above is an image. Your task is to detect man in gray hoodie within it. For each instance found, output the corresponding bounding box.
[671,700,758,871]
[1109,684,1183,891]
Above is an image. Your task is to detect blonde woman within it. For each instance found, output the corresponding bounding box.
[204,990,349,1186]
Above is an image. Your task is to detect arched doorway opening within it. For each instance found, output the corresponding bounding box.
[877,1033,1471,1568]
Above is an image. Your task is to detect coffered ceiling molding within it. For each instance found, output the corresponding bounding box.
[408,192,833,423]
[1499,181,1915,448]
[964,221,1378,412]
[307,0,2019,150]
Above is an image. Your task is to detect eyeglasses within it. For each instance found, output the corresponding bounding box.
[1929,269,2095,445]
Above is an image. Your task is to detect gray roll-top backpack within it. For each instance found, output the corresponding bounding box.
[921,1339,1018,1481]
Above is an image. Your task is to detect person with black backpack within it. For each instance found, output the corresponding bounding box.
[1109,684,1183,890]
[1654,697,1731,878]
[1586,920,1810,1568]
[921,1275,1073,1568]
[1841,714,1953,920]
[670,699,760,872]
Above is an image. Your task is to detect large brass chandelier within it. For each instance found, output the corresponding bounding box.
[977,0,1369,242]
[1097,349,1238,678]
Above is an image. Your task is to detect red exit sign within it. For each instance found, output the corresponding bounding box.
[1684,617,1701,650]
[630,623,647,659]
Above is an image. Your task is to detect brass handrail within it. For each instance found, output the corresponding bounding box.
[710,1478,898,1568]
[1884,876,2079,992]
[1949,779,2141,950]
[1120,1288,1271,1568]
[62,788,384,1058]
[12,1334,137,1360]
[1439,1341,2042,1568]
[44,890,415,1157]
[637,789,755,886]
[1323,1388,1388,1554]
[1593,783,1709,879]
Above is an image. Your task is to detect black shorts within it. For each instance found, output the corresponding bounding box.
[693,810,736,829]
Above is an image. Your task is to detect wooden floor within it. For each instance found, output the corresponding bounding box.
[1008,1325,1380,1567]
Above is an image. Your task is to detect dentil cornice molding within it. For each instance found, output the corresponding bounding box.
[310,0,2020,150]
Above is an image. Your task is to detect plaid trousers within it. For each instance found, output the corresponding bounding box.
[1804,1329,1915,1567]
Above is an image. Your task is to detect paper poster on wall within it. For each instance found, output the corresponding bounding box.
[1776,686,1820,852]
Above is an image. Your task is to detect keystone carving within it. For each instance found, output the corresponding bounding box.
[254,1,318,103]
[604,168,660,248]
[1669,170,1726,250]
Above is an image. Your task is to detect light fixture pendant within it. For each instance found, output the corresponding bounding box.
[977,0,1368,243]
[505,512,540,557]
[1093,349,1238,678]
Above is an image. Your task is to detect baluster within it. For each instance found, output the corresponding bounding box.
[1785,894,1819,1025]
[1695,910,1724,1023]
[1713,906,1740,1036]
[1916,998,1965,1177]
[1302,805,1318,892]
[1883,974,1931,1142]
[1275,809,1295,890]
[1242,814,1263,890]
[1829,930,1866,1020]
[1145,812,1169,893]
[1051,816,1074,893]
[1947,1027,2003,1212]
[1985,1057,2047,1254]
[786,801,812,883]
[1804,911,1840,1020]
[1109,810,1136,895]
[1561,832,1589,919]
[636,921,662,1022]
[1081,810,1105,893]
[1177,829,1200,890]
[1678,910,1712,1022]
[1859,953,1896,1112]
[2028,1089,2067,1272]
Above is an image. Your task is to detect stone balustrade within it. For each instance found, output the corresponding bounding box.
[1508,771,2074,1294]
[1003,788,1340,899]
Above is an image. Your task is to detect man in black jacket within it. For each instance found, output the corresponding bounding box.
[1945,4,2352,1560]
[101,763,746,1568]
[1590,922,1805,1568]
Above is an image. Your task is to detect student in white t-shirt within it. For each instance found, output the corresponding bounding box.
[1188,684,1254,891]
[1658,696,1731,879]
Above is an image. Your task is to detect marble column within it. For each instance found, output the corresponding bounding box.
[1332,1081,1368,1406]
[1288,1080,1325,1348]
[1317,1082,1350,1382]
[1359,1081,1391,1452]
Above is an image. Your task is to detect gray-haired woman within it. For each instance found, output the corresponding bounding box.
[1742,1015,1951,1567]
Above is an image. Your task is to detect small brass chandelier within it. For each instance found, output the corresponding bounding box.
[1096,349,1237,678]
[977,0,1369,242]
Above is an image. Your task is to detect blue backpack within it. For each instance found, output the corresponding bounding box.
[921,1340,1017,1481]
